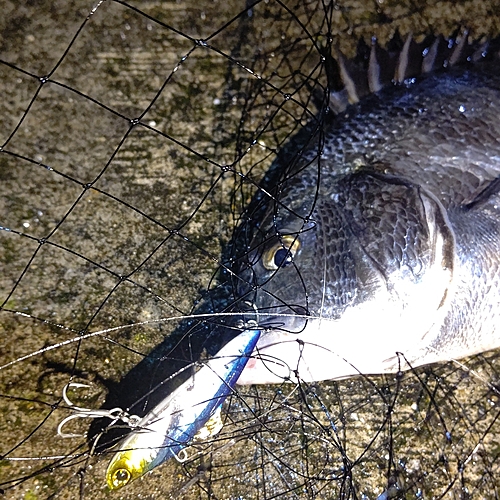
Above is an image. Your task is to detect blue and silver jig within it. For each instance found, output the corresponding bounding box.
[106,328,260,489]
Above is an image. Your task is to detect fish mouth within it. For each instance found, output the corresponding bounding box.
[237,313,344,385]
[233,300,353,385]
[236,302,310,332]
[238,325,395,386]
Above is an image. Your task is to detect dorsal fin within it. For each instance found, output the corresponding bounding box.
[394,33,424,82]
[334,47,361,105]
[368,38,382,93]
[471,40,490,62]
[327,30,500,114]
[422,35,443,73]
[449,29,469,66]
[369,37,398,92]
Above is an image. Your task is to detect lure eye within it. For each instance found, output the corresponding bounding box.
[262,235,300,270]
[111,468,132,488]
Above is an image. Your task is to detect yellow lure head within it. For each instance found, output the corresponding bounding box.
[106,448,152,490]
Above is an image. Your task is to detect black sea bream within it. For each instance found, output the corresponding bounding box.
[234,35,500,384]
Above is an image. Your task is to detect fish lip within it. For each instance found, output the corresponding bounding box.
[236,302,309,328]
[251,307,313,337]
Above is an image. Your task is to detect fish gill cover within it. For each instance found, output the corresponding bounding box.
[1,0,500,499]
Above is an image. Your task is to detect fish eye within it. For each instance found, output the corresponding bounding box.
[262,235,300,270]
[111,468,132,488]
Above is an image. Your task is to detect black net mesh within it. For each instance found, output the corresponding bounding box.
[1,1,500,499]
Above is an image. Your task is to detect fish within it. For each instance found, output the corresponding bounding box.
[105,328,260,489]
[233,33,500,385]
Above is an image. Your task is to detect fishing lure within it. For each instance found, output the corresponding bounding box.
[105,328,260,489]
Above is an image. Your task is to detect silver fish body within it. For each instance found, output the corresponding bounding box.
[236,62,500,384]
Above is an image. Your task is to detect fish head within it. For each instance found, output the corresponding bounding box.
[236,170,456,383]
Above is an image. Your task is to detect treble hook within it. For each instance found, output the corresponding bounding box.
[57,382,141,438]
